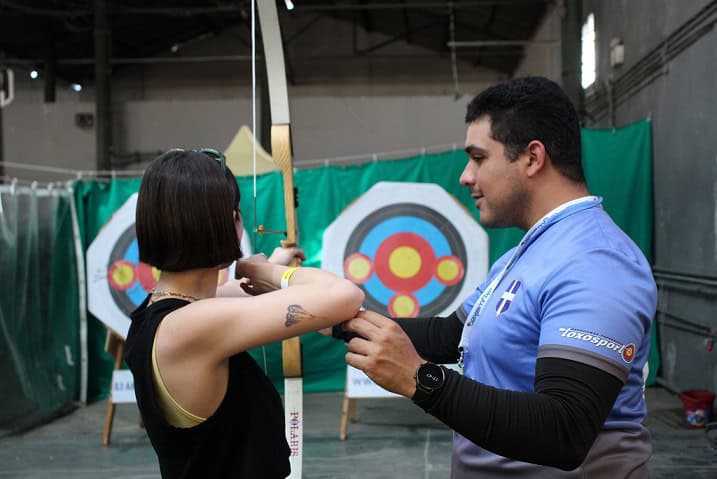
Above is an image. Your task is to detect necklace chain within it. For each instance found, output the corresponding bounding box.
[150,289,199,302]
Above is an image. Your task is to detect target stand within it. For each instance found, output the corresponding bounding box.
[101,330,140,446]
[338,363,462,440]
[102,330,122,446]
[339,365,401,440]
[321,182,490,440]
[339,396,357,441]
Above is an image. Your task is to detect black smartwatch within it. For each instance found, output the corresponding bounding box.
[413,362,446,405]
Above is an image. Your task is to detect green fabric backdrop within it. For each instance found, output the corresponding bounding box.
[74,119,656,400]
[0,189,80,430]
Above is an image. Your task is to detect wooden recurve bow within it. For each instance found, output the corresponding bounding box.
[256,2,303,477]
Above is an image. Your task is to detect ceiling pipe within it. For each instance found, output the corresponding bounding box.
[560,0,583,120]
[44,38,57,103]
[94,0,112,172]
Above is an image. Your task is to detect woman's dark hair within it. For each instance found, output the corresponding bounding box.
[465,76,585,183]
[136,149,241,272]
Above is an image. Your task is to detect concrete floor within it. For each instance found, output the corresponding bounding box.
[0,387,715,478]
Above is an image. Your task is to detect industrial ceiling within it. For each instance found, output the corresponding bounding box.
[0,1,552,85]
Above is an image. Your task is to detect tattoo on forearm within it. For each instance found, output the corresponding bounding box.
[285,304,312,327]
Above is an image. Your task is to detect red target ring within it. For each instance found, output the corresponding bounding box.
[374,232,435,291]
[137,262,160,291]
[435,255,465,286]
[388,292,420,318]
[108,260,136,291]
[344,253,374,284]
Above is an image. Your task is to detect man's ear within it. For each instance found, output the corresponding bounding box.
[525,140,548,178]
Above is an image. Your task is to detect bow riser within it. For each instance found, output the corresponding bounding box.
[257,2,303,477]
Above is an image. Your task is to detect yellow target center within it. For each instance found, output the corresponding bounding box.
[392,294,417,317]
[112,263,135,287]
[389,246,421,279]
[437,258,459,282]
[347,256,372,280]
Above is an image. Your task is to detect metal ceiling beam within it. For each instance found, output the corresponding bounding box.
[402,0,413,43]
[112,4,249,16]
[356,19,443,55]
[411,8,519,42]
[291,1,551,12]
[0,0,89,17]
[1,50,532,68]
[473,4,497,66]
[286,14,324,43]
[447,39,558,47]
[0,1,246,17]
[44,37,56,102]
[0,1,551,18]
[561,0,583,117]
[1,56,255,65]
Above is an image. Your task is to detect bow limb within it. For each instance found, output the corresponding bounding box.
[256,2,302,477]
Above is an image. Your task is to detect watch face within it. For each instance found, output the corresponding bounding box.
[418,363,444,390]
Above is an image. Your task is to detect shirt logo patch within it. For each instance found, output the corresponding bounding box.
[495,280,521,315]
[622,343,636,363]
[559,327,637,364]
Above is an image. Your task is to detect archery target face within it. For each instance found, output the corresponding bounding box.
[322,182,488,318]
[87,193,252,339]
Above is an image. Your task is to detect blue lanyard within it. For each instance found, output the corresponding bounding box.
[457,196,602,368]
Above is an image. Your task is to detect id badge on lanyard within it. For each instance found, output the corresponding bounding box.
[457,196,601,370]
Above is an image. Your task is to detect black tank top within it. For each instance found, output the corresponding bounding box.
[125,297,290,478]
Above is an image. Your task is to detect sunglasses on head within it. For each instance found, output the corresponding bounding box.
[167,148,226,171]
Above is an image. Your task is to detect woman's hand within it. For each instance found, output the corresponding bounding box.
[268,246,305,266]
[216,278,253,298]
[235,254,277,296]
[232,246,305,296]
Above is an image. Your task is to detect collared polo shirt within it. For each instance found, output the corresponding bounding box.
[453,202,656,478]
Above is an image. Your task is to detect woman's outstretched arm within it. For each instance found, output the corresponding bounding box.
[163,259,365,363]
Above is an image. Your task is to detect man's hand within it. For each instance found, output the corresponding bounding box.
[268,246,305,266]
[344,310,424,398]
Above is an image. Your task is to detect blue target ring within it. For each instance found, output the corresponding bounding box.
[344,203,466,317]
[109,225,149,316]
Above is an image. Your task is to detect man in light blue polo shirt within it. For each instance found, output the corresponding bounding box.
[336,76,657,478]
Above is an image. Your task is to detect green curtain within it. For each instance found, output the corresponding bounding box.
[0,187,80,432]
[75,119,656,398]
[582,119,657,384]
[73,179,142,401]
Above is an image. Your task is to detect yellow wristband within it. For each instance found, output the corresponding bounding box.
[280,267,300,289]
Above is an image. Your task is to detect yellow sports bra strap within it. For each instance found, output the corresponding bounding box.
[151,335,206,427]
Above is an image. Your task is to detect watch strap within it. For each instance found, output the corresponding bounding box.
[412,384,434,405]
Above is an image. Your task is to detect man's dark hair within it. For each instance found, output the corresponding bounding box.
[465,76,585,183]
[136,149,242,272]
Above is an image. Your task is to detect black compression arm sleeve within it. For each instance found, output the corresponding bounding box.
[413,357,623,471]
[332,312,463,364]
[393,312,463,363]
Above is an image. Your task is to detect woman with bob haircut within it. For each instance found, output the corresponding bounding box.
[124,148,365,478]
